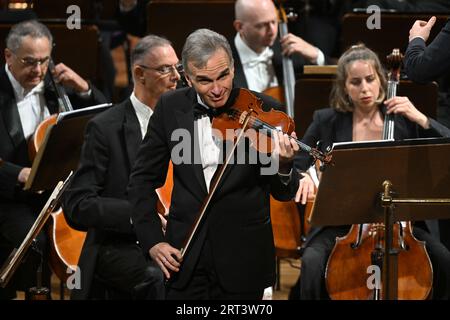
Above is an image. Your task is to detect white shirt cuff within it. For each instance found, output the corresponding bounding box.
[409,35,426,43]
[77,88,92,98]
[316,49,325,66]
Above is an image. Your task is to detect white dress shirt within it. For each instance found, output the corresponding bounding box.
[130,91,154,139]
[6,64,50,140]
[234,33,279,92]
[195,95,221,191]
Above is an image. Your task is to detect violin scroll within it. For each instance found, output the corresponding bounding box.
[310,147,333,168]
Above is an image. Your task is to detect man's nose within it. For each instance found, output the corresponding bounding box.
[172,69,181,81]
[210,82,221,95]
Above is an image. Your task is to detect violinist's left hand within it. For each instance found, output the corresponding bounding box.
[52,63,90,94]
[280,33,319,64]
[273,131,299,174]
[384,96,430,129]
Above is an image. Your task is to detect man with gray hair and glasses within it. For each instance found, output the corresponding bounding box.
[0,20,106,299]
[127,28,300,299]
[62,35,180,299]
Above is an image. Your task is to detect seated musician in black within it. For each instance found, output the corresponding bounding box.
[62,35,180,299]
[291,44,450,300]
[0,20,106,299]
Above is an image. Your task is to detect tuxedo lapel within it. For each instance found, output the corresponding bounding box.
[122,99,142,169]
[174,89,208,196]
[230,39,249,89]
[43,75,59,114]
[0,70,26,150]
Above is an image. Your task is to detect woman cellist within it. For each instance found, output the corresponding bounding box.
[291,44,450,300]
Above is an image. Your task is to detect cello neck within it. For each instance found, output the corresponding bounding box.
[278,5,296,118]
[382,80,397,140]
[48,59,73,112]
[382,48,402,140]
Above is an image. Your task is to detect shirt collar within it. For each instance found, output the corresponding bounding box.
[5,63,44,101]
[234,33,274,66]
[196,94,210,109]
[130,91,153,121]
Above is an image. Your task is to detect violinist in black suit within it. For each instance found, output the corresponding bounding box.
[0,20,106,299]
[127,28,300,299]
[231,0,329,92]
[62,35,180,300]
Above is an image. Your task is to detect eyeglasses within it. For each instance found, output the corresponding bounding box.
[12,52,50,68]
[138,62,183,76]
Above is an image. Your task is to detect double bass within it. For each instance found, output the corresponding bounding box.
[28,59,86,281]
[324,49,433,300]
[265,3,312,260]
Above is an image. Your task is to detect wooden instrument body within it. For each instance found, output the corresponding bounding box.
[326,222,433,300]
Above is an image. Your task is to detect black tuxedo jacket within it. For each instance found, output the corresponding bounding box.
[404,18,450,82]
[62,99,140,299]
[128,87,299,292]
[404,19,450,124]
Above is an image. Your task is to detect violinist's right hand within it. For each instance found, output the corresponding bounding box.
[149,242,182,279]
[18,167,31,184]
[295,172,316,205]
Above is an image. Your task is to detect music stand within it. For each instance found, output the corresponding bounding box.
[310,138,450,300]
[25,103,111,192]
[0,174,73,299]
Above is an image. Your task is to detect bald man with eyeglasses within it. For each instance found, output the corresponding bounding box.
[0,20,106,300]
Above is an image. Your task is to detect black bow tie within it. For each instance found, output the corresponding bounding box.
[193,103,223,121]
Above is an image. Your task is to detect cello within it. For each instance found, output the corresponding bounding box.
[324,49,433,300]
[28,59,86,281]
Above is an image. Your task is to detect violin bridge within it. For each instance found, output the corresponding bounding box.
[239,111,248,125]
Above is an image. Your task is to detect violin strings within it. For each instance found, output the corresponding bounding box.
[227,108,313,153]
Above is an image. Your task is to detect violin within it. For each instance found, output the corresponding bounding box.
[27,58,86,281]
[324,49,433,300]
[212,88,331,163]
